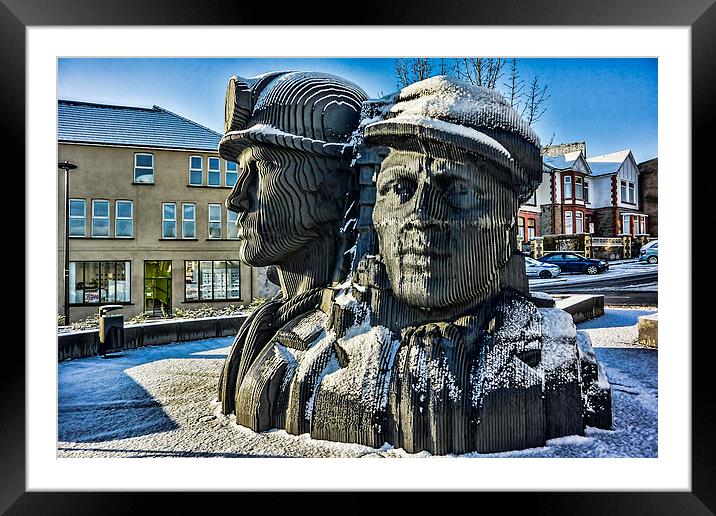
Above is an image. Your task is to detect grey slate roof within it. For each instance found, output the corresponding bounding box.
[58,100,221,152]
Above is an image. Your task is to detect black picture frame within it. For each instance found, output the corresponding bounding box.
[7,0,711,513]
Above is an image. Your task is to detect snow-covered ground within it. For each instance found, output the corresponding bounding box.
[528,259,657,288]
[58,307,657,458]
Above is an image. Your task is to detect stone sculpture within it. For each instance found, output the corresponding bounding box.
[216,71,368,420]
[218,74,612,455]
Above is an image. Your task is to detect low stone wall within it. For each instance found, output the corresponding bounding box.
[554,294,605,324]
[58,315,247,362]
[638,313,658,348]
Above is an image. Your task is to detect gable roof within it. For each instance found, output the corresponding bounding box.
[586,149,632,176]
[543,150,590,173]
[58,100,222,152]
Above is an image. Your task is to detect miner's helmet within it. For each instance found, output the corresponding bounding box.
[219,71,369,162]
[362,75,543,203]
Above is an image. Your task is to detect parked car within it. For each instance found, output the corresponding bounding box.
[525,256,561,279]
[638,240,658,264]
[537,252,609,275]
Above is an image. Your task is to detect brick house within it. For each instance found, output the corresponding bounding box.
[519,144,652,244]
[638,157,658,238]
[586,149,649,237]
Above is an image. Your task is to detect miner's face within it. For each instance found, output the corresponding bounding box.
[372,147,518,309]
[226,143,348,267]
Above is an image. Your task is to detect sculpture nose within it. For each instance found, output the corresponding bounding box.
[226,162,256,214]
[413,181,442,221]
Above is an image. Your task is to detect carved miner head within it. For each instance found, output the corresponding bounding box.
[220,72,367,267]
[364,76,542,311]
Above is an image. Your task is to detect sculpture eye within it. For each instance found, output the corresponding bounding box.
[443,179,481,209]
[380,177,417,203]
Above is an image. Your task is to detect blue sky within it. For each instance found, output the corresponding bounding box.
[58,58,657,163]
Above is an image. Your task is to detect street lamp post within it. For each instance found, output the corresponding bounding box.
[58,160,78,325]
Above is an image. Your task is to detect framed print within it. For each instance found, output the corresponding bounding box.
[6,0,713,513]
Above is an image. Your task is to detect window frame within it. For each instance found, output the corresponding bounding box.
[575,176,583,200]
[620,180,628,203]
[564,175,573,199]
[115,199,134,238]
[162,202,177,239]
[182,202,196,239]
[628,181,635,204]
[225,160,238,187]
[575,211,584,233]
[227,209,239,240]
[69,260,132,306]
[564,211,574,235]
[134,153,155,184]
[189,155,203,186]
[527,218,536,240]
[91,199,110,238]
[68,198,86,237]
[208,203,222,239]
[184,259,242,302]
[208,157,221,187]
[584,179,589,203]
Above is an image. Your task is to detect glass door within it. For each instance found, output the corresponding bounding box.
[144,260,172,317]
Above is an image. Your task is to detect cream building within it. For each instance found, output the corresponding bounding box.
[58,100,277,322]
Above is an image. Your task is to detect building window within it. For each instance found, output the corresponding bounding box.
[92,199,110,237]
[208,204,222,239]
[628,182,635,204]
[575,177,583,200]
[189,156,203,185]
[185,260,241,301]
[621,180,628,202]
[621,214,632,235]
[134,153,154,183]
[584,180,589,203]
[517,217,525,242]
[564,176,572,199]
[70,260,131,304]
[208,157,221,186]
[527,219,536,240]
[115,200,133,238]
[182,203,196,239]
[575,211,584,233]
[227,209,239,239]
[226,160,238,187]
[69,199,86,237]
[565,211,573,234]
[162,202,177,239]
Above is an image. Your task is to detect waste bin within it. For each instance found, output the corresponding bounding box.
[99,304,124,357]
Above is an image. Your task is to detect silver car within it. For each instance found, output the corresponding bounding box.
[525,256,561,279]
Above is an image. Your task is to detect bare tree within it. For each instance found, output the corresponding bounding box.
[392,57,550,127]
[395,58,437,88]
[522,75,551,125]
[503,58,525,110]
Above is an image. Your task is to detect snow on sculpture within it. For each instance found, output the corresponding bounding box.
[218,73,612,454]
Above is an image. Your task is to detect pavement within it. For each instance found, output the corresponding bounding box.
[57,307,657,459]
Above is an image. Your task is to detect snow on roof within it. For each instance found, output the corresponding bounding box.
[543,150,583,170]
[58,100,222,152]
[586,149,631,176]
[544,154,575,169]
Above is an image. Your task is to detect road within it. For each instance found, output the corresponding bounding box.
[529,261,658,306]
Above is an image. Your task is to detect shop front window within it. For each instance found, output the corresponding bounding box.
[69,261,131,304]
[185,260,242,301]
